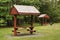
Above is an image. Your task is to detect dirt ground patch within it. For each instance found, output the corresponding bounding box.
[5,33,47,38]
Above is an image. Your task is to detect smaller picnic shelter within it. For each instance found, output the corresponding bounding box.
[39,14,50,25]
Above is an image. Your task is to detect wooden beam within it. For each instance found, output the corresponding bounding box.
[45,18,48,25]
[31,15,34,27]
[30,15,34,34]
[14,15,17,36]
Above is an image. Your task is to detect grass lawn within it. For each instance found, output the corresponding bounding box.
[0,23,60,40]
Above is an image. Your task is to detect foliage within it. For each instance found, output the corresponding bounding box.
[39,0,60,22]
[0,0,60,26]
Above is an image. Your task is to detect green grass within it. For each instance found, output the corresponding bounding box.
[0,23,60,40]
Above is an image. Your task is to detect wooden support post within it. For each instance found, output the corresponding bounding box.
[30,15,34,34]
[14,15,17,36]
[41,18,44,26]
[31,15,33,27]
[43,18,44,25]
[45,18,47,25]
[41,18,43,26]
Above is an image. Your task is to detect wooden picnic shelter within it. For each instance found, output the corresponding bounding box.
[10,5,40,36]
[39,14,50,25]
